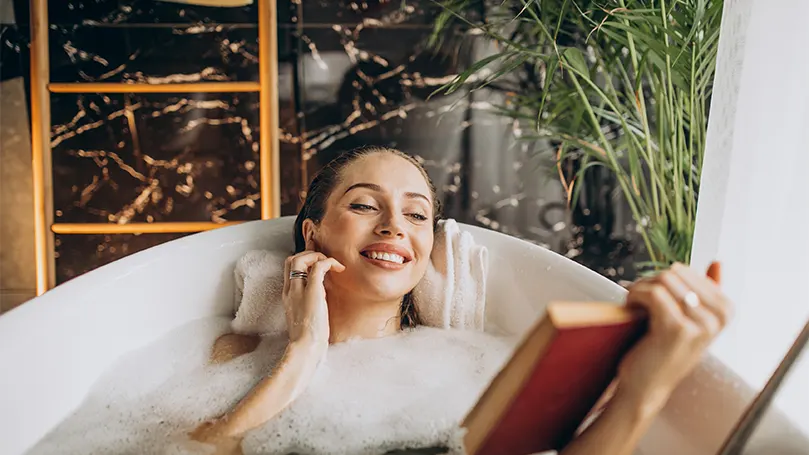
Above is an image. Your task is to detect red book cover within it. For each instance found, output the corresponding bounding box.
[462,302,647,455]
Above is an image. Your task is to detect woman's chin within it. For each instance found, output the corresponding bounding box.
[355,279,414,304]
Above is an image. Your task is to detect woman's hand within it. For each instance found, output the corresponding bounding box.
[616,262,730,414]
[282,239,345,350]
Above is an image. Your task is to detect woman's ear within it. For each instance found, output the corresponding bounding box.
[301,219,320,251]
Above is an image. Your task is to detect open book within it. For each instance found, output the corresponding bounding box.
[462,302,648,455]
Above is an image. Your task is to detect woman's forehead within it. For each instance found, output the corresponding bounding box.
[337,153,432,196]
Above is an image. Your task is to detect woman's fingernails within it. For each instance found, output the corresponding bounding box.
[707,262,722,284]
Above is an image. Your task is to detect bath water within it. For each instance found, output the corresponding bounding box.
[27,317,518,455]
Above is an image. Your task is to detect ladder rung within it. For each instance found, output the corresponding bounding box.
[51,221,244,235]
[48,82,260,94]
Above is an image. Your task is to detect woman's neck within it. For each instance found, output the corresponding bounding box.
[325,290,401,344]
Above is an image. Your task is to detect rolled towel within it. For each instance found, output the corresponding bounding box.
[231,218,488,336]
[231,249,290,336]
[411,219,488,331]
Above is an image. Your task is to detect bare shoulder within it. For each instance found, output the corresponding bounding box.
[210,333,261,364]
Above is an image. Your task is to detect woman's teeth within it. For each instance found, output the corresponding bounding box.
[366,251,405,264]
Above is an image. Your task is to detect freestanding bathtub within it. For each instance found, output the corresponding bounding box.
[0,218,805,454]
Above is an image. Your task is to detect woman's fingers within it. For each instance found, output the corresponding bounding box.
[284,251,327,294]
[306,258,345,290]
[656,269,723,338]
[670,262,731,328]
[626,279,688,334]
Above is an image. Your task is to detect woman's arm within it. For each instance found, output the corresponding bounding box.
[561,262,729,455]
[559,388,662,455]
[190,337,325,441]
[190,243,344,445]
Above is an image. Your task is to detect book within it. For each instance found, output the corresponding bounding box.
[461,302,648,455]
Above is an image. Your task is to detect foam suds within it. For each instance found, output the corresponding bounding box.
[27,318,517,455]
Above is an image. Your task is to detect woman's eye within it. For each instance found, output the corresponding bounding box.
[350,203,377,212]
[408,213,428,221]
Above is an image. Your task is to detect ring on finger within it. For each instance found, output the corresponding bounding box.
[289,270,308,280]
[682,291,701,309]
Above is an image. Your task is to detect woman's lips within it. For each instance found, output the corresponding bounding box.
[359,243,412,270]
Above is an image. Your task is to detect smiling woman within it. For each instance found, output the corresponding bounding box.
[292,147,440,337]
[190,146,733,455]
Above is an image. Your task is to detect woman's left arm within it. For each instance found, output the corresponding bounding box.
[560,262,730,455]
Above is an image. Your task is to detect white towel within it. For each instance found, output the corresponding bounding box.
[231,249,290,336]
[411,219,488,331]
[231,218,488,335]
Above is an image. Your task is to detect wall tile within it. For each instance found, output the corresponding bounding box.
[49,25,259,83]
[51,92,261,224]
[48,0,257,26]
[54,232,189,284]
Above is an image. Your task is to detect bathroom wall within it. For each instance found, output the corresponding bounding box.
[0,0,37,313]
[0,0,641,294]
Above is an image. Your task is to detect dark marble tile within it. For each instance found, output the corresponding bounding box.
[291,24,472,202]
[0,25,28,82]
[51,92,261,223]
[278,94,305,216]
[48,0,257,26]
[49,25,259,83]
[54,232,189,284]
[296,0,443,26]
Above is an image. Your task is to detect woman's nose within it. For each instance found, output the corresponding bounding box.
[375,212,405,238]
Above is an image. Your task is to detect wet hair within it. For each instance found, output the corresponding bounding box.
[293,146,441,329]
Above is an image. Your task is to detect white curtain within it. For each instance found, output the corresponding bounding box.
[691,0,809,436]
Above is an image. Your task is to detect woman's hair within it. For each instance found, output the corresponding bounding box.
[293,146,441,329]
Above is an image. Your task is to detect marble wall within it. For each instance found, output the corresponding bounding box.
[1,0,641,289]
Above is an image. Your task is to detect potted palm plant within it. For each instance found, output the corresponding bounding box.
[430,0,723,270]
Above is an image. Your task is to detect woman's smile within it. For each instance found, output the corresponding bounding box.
[359,242,413,270]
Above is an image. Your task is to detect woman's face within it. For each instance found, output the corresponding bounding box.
[305,153,435,303]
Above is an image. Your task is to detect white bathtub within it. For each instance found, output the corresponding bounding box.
[0,218,803,454]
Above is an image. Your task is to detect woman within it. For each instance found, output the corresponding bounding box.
[190,146,731,455]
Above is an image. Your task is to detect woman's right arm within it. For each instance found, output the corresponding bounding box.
[190,246,343,445]
[560,262,729,455]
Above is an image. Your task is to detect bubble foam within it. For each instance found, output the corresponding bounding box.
[27,318,517,455]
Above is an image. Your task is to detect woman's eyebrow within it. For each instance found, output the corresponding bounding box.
[344,182,382,194]
[344,183,430,204]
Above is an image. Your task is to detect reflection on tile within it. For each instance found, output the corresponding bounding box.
[48,0,257,25]
[51,92,261,223]
[54,233,189,284]
[49,25,259,83]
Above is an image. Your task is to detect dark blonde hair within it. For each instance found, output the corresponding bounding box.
[293,146,441,329]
